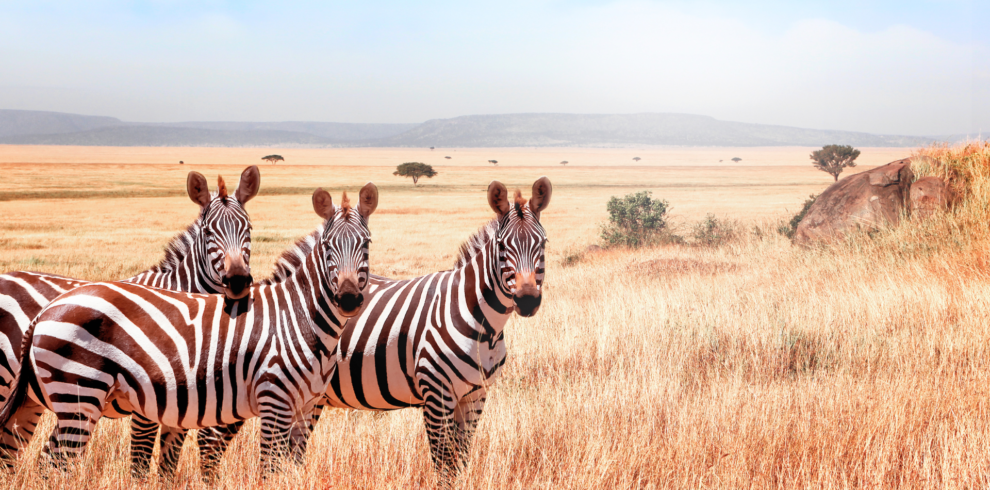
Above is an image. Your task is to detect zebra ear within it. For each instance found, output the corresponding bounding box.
[187,171,211,207]
[358,182,378,218]
[235,165,261,205]
[487,181,510,217]
[312,188,335,221]
[529,176,552,218]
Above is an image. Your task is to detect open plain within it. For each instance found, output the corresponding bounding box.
[1,144,988,488]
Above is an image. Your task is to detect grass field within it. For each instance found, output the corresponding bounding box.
[2,144,988,488]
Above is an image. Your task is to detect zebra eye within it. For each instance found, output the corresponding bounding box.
[363,239,372,248]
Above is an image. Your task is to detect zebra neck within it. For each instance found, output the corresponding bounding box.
[282,248,349,352]
[123,222,223,294]
[465,237,515,338]
[188,236,223,294]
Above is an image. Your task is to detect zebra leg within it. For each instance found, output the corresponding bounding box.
[198,422,243,481]
[131,415,188,480]
[452,389,487,470]
[286,398,326,465]
[156,425,188,480]
[128,413,158,478]
[287,414,314,465]
[40,399,105,471]
[0,399,45,467]
[421,384,461,489]
[259,408,294,474]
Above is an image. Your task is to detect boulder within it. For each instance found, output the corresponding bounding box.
[910,176,951,219]
[794,159,914,245]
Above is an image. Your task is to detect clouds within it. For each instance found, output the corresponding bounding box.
[0,1,984,136]
[476,2,978,135]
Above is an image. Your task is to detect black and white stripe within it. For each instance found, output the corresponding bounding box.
[199,178,552,487]
[0,184,377,475]
[0,166,260,477]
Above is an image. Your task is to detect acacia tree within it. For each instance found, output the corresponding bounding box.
[810,145,861,181]
[262,154,284,165]
[489,160,498,166]
[393,162,438,185]
[633,157,641,162]
[560,160,569,165]
[731,157,742,163]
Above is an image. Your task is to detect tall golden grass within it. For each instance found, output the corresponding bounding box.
[0,143,988,488]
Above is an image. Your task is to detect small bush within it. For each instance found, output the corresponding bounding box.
[692,214,738,247]
[600,191,679,247]
[779,194,818,239]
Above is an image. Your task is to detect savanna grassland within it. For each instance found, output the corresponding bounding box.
[1,144,989,489]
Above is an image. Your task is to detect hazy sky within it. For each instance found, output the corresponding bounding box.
[1,1,986,136]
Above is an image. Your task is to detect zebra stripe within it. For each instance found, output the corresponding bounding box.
[199,178,551,487]
[0,166,260,477]
[0,184,377,474]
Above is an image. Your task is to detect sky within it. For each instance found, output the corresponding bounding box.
[0,1,987,136]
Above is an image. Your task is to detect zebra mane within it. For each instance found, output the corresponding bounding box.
[148,191,226,274]
[263,223,324,285]
[454,219,499,269]
[149,221,200,273]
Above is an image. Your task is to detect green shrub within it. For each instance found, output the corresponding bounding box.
[692,214,738,247]
[600,191,678,247]
[779,194,818,239]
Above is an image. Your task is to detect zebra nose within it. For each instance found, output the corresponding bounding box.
[513,287,541,317]
[334,274,364,316]
[222,252,253,299]
[335,291,364,316]
[222,273,253,299]
[512,271,541,316]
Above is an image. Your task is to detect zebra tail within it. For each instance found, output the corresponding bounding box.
[0,318,39,431]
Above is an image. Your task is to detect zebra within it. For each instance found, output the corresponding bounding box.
[0,165,260,477]
[0,184,378,474]
[195,177,551,486]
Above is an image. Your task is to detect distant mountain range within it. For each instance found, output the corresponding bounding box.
[0,109,972,148]
[0,110,416,146]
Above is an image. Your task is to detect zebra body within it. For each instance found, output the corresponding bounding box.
[324,179,549,485]
[0,167,260,475]
[327,265,510,410]
[199,178,551,486]
[0,184,377,473]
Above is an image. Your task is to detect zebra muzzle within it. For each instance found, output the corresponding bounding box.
[222,252,253,300]
[334,275,365,316]
[513,271,542,317]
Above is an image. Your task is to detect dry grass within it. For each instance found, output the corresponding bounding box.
[3,144,990,488]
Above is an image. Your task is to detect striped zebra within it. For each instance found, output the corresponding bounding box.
[0,184,378,474]
[197,177,551,486]
[0,166,260,476]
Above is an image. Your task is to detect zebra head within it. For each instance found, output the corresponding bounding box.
[187,165,261,300]
[487,177,552,318]
[312,183,379,317]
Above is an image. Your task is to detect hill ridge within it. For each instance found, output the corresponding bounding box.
[0,109,953,148]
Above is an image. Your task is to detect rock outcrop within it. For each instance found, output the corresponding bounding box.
[909,176,951,219]
[794,159,914,245]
